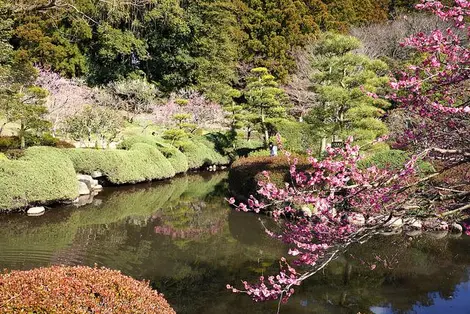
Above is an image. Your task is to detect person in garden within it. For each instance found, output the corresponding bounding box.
[269,142,278,157]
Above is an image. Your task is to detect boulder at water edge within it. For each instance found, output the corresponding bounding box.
[78,181,90,195]
[27,206,45,216]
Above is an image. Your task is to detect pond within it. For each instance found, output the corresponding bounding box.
[1,172,470,313]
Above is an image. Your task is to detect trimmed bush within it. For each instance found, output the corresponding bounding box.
[358,149,435,175]
[181,136,230,170]
[0,147,78,211]
[266,119,320,153]
[118,135,189,174]
[64,143,176,184]
[228,155,311,199]
[0,266,176,314]
[156,141,189,174]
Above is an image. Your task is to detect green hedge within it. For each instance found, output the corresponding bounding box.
[181,137,230,170]
[0,147,78,211]
[266,119,320,153]
[64,143,176,184]
[358,149,435,175]
[118,135,189,174]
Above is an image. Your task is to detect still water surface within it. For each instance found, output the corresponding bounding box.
[1,172,470,313]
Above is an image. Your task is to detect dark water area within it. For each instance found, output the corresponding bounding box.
[1,172,470,314]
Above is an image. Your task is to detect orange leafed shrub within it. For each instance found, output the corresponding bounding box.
[0,266,176,314]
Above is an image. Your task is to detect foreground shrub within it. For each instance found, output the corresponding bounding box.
[0,266,175,314]
[64,143,176,184]
[0,147,78,211]
[118,135,189,174]
[181,137,230,169]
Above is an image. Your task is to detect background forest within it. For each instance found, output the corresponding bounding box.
[0,0,449,155]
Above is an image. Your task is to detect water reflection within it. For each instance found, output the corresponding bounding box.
[0,173,470,313]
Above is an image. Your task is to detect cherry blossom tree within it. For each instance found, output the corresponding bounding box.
[389,0,470,161]
[228,1,470,308]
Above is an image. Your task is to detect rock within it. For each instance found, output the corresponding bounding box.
[348,213,366,226]
[27,206,45,216]
[93,184,103,191]
[73,195,94,207]
[451,223,463,234]
[423,218,448,231]
[77,174,94,190]
[404,218,422,230]
[92,179,99,187]
[367,215,388,226]
[406,230,422,237]
[91,171,103,178]
[382,228,403,236]
[385,217,404,229]
[78,181,90,195]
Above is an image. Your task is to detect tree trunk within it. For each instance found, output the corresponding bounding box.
[20,123,26,150]
[320,137,327,154]
[261,109,268,147]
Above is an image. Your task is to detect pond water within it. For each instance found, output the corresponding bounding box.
[1,172,470,314]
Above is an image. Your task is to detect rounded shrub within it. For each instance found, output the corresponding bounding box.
[0,266,175,314]
[0,147,78,211]
[118,135,189,174]
[64,143,176,184]
[181,137,230,170]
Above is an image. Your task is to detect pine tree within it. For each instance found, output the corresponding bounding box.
[244,67,290,146]
[306,33,390,146]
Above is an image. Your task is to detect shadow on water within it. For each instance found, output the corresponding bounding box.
[1,172,470,313]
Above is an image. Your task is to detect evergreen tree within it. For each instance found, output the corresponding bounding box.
[306,33,390,146]
[244,67,290,146]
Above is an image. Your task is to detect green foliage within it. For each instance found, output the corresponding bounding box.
[306,32,390,146]
[237,0,328,80]
[245,67,290,146]
[266,119,320,153]
[0,146,78,211]
[180,137,230,169]
[64,143,176,184]
[358,149,435,176]
[118,135,189,174]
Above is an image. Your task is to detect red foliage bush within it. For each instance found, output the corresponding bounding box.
[0,266,176,314]
[229,155,311,199]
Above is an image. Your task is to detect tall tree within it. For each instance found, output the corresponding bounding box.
[306,33,391,146]
[244,67,290,146]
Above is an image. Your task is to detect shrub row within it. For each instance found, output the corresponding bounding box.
[118,135,189,173]
[0,147,78,211]
[0,135,231,211]
[0,134,75,150]
[64,143,176,184]
[0,266,175,314]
